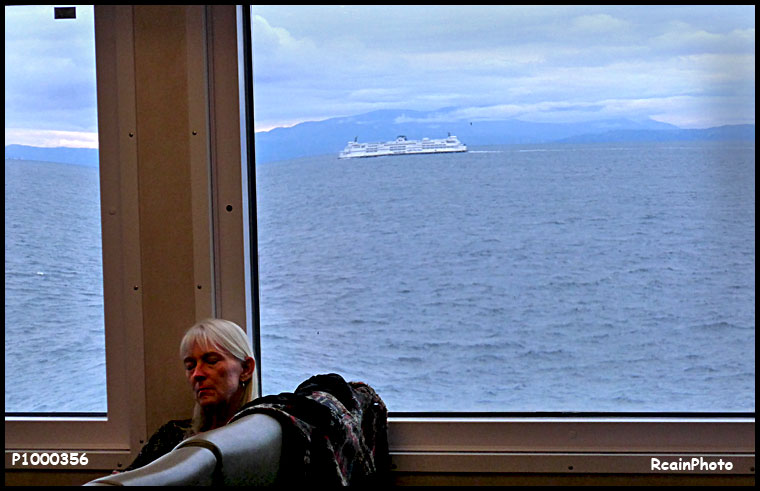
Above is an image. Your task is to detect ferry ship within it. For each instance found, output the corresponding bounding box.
[339,133,467,159]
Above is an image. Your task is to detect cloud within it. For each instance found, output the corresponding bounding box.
[5,5,98,139]
[253,14,317,56]
[570,13,631,34]
[5,128,99,148]
[387,92,755,129]
[5,6,755,141]
[252,6,753,129]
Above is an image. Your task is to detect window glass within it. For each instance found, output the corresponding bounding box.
[5,5,106,413]
[251,6,755,412]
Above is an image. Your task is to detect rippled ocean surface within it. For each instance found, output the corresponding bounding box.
[255,141,755,412]
[5,159,106,412]
[4,141,756,413]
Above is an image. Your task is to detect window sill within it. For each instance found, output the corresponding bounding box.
[388,414,755,475]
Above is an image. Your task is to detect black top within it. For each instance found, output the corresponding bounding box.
[122,418,192,472]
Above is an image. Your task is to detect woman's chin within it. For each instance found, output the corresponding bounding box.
[197,394,218,407]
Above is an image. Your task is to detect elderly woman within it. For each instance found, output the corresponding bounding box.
[122,318,257,471]
[115,318,389,485]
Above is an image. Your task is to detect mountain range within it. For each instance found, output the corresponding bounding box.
[253,109,754,163]
[5,109,755,166]
[5,144,99,167]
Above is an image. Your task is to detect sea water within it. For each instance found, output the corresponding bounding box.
[4,141,755,413]
[5,159,107,412]
[255,141,755,412]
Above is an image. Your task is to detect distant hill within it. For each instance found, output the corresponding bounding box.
[252,108,754,163]
[4,144,99,167]
[556,124,755,144]
[6,111,754,166]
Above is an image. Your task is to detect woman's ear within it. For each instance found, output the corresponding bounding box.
[240,356,255,381]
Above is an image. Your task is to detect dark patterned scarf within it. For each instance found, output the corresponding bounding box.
[231,373,390,486]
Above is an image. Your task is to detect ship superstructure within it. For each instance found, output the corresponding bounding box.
[339,133,467,159]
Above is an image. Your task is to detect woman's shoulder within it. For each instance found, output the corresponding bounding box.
[122,418,192,472]
[147,418,193,448]
[155,418,193,436]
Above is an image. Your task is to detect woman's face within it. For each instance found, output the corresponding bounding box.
[183,342,248,409]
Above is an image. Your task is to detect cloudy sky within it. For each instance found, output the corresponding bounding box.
[4,5,755,148]
[5,5,98,148]
[251,5,754,131]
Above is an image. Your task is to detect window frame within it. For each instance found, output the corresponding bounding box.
[4,5,143,469]
[4,5,253,474]
[241,4,755,477]
[387,414,755,474]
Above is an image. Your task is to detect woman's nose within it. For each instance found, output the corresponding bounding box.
[190,364,207,380]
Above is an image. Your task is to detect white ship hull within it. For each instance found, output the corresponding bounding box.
[339,134,467,159]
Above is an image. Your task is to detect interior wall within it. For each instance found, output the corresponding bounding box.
[390,472,754,486]
[131,4,202,436]
[6,469,755,486]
